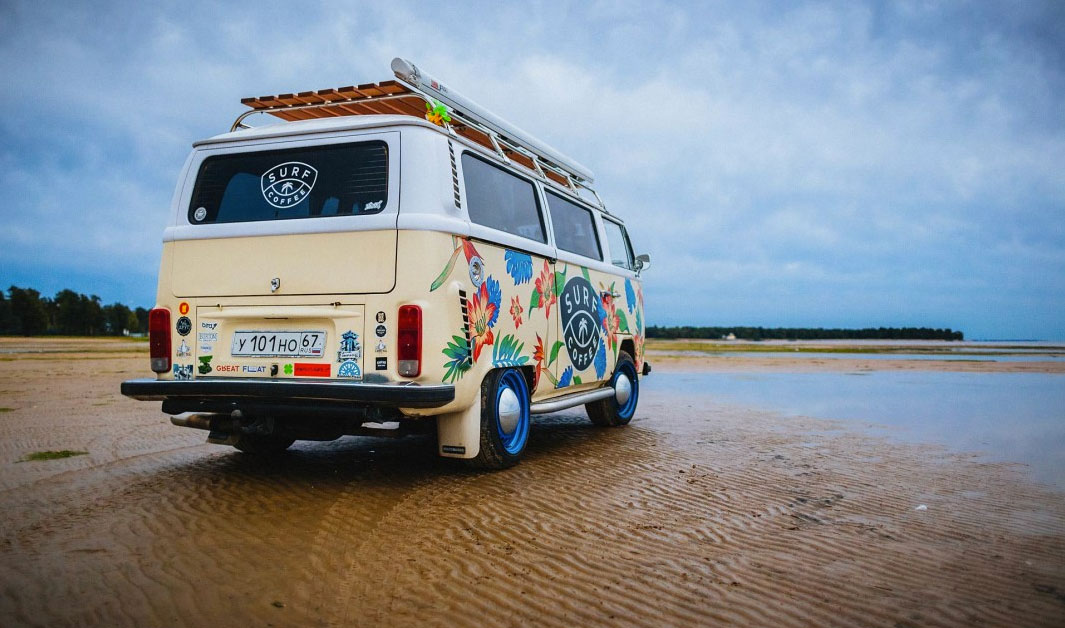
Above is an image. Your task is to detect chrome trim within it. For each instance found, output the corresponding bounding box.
[615,373,632,406]
[170,413,218,430]
[530,387,613,414]
[497,387,521,433]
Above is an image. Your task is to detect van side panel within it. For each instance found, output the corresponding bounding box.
[549,264,630,391]
[398,230,557,406]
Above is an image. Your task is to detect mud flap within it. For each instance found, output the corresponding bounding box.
[435,395,481,459]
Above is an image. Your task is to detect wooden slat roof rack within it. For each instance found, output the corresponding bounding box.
[233,58,604,206]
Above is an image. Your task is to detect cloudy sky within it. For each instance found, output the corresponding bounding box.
[1,0,1062,339]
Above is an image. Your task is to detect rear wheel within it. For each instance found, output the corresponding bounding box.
[232,434,295,455]
[586,351,639,427]
[467,368,531,470]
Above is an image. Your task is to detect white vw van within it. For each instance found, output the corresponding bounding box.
[122,58,650,469]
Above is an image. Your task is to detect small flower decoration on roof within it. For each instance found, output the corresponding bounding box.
[425,99,452,127]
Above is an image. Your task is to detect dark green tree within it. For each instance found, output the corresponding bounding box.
[84,295,104,335]
[0,292,16,333]
[134,307,149,334]
[103,303,135,335]
[53,289,83,335]
[7,286,49,336]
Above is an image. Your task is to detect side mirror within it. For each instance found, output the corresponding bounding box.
[634,253,651,275]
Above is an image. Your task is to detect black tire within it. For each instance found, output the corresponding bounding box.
[586,351,639,427]
[232,434,295,455]
[466,368,531,470]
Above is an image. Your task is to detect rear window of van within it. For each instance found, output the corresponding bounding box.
[188,141,388,224]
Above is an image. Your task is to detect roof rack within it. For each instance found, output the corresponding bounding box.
[233,58,604,207]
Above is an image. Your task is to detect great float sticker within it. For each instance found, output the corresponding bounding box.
[175,316,192,337]
[338,360,362,379]
[560,276,601,372]
[261,161,318,209]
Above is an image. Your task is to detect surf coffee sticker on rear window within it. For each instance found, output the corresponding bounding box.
[560,276,601,371]
[188,141,388,224]
[262,162,318,208]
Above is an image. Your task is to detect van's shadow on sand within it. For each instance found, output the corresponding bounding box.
[159,411,649,489]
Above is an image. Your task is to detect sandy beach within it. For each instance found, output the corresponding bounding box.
[1,338,1063,626]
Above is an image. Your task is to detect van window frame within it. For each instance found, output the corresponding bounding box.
[602,216,636,270]
[167,130,401,243]
[459,150,549,246]
[450,135,637,278]
[544,189,604,263]
[187,139,390,226]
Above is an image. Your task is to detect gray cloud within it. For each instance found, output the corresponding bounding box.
[1,0,1061,338]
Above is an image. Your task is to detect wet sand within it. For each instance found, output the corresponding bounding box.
[645,339,1065,374]
[650,352,1065,373]
[1,339,1064,626]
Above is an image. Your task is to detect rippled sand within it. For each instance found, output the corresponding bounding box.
[1,339,1063,626]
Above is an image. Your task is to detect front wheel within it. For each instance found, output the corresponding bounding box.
[586,351,639,427]
[467,368,531,470]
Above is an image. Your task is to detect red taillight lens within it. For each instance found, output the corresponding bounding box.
[397,305,422,377]
[148,308,171,374]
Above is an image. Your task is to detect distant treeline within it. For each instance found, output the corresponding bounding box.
[646,326,965,341]
[0,286,148,336]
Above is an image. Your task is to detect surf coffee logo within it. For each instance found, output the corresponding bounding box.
[261,162,318,209]
[560,276,601,371]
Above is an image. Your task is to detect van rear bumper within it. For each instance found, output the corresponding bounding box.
[120,378,455,409]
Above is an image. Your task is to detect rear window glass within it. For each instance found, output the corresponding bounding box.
[461,152,546,243]
[603,219,635,270]
[546,191,602,261]
[188,141,388,224]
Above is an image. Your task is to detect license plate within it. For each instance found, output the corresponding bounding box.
[230,331,325,358]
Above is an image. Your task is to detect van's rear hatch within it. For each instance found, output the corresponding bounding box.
[172,136,397,297]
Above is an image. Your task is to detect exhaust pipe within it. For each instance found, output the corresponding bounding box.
[170,412,223,431]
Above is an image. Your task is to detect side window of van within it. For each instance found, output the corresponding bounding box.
[545,191,602,261]
[603,219,635,270]
[461,153,546,243]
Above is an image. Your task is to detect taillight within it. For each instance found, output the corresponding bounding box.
[397,305,422,377]
[148,308,171,374]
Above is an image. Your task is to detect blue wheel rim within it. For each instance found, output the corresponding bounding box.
[615,362,639,419]
[496,370,530,455]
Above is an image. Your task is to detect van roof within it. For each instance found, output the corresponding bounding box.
[227,58,601,202]
[194,114,435,147]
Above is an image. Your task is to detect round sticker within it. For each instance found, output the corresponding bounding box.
[175,316,192,337]
[559,276,601,372]
[261,162,318,209]
[375,324,387,338]
[193,207,207,222]
[178,302,190,315]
